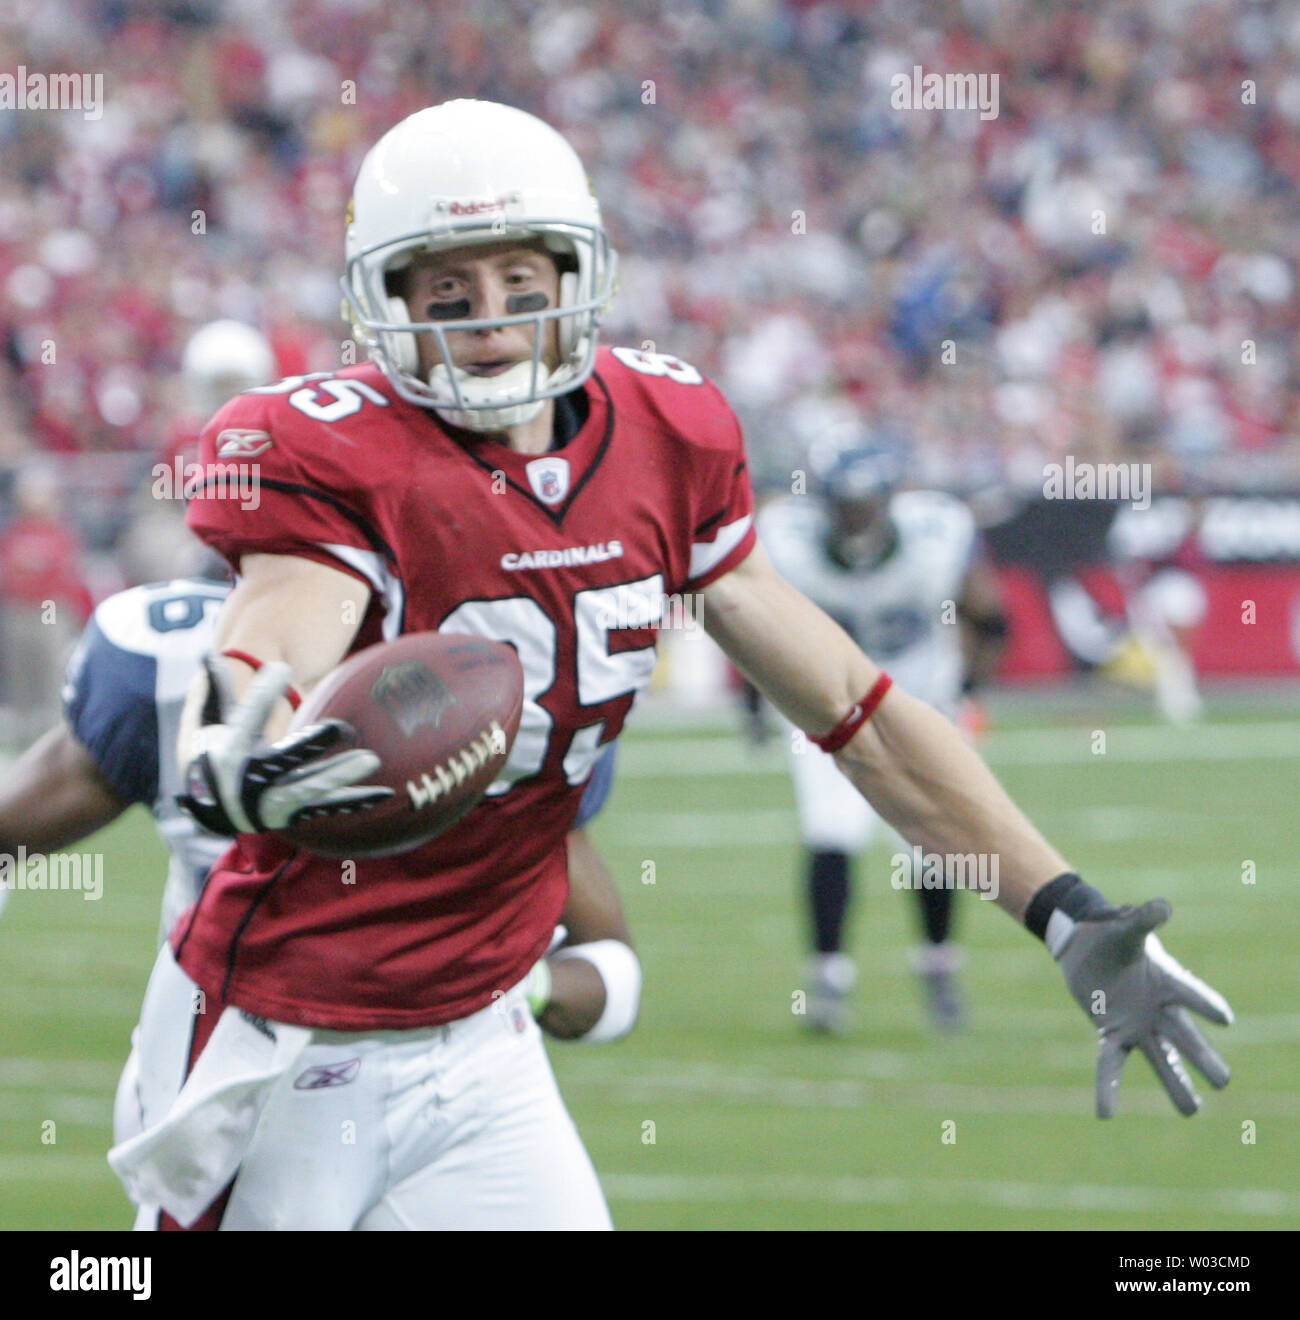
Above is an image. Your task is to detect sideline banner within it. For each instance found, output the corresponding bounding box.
[982,496,1300,678]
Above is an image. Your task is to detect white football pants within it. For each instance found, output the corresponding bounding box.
[787,733,881,854]
[118,946,612,1230]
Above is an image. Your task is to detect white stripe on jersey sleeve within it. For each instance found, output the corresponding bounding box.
[318,544,405,641]
[688,513,753,582]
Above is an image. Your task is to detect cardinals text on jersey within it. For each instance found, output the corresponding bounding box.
[177,347,755,1030]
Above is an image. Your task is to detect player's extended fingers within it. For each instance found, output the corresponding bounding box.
[1094,899,1173,966]
[261,753,390,829]
[228,661,295,746]
[1146,935,1235,1026]
[1095,1034,1130,1119]
[272,719,356,765]
[1125,897,1171,944]
[287,785,397,824]
[200,653,238,723]
[1160,1006,1231,1090]
[277,748,382,790]
[1139,1033,1201,1117]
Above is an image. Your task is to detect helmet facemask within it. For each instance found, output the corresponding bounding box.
[343,217,617,432]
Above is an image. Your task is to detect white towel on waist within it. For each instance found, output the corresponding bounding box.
[108,1007,311,1227]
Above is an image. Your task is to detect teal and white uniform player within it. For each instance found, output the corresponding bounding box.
[759,478,982,1030]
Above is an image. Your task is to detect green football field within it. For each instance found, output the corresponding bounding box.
[1,688,1297,1231]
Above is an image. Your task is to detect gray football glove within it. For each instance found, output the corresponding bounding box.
[1052,899,1233,1118]
[178,655,392,836]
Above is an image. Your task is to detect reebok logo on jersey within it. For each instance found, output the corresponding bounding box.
[216,428,273,459]
[501,540,624,571]
[293,1058,361,1090]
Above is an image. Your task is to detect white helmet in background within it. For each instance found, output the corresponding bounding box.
[181,320,275,417]
[342,99,618,431]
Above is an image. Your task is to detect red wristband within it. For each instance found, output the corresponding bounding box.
[219,649,302,711]
[808,672,893,753]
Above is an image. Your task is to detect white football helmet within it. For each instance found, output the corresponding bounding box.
[181,320,275,417]
[342,99,619,431]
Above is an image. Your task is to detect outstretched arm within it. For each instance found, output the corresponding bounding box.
[702,542,1065,918]
[174,553,391,838]
[0,725,128,856]
[703,543,1232,1116]
[178,552,372,763]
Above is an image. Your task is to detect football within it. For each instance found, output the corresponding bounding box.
[274,631,523,858]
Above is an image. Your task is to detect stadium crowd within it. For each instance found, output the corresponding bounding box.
[0,0,1297,713]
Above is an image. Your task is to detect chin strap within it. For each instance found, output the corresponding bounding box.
[433,398,546,433]
[426,358,546,431]
[425,351,588,432]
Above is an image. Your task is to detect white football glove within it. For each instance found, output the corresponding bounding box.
[177,655,392,836]
[1052,898,1233,1117]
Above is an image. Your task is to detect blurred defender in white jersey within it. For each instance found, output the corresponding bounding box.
[0,579,231,936]
[759,450,1008,1031]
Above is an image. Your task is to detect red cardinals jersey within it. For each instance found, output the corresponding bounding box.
[175,348,756,1029]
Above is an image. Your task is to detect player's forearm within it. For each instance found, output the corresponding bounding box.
[833,684,1068,919]
[0,726,126,855]
[538,831,638,1040]
[178,554,370,763]
[704,543,875,732]
[707,546,1066,919]
[211,556,368,697]
[537,957,607,1039]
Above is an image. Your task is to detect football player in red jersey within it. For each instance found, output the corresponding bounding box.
[111,100,1233,1231]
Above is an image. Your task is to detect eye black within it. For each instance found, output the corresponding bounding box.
[424,298,472,321]
[506,292,549,314]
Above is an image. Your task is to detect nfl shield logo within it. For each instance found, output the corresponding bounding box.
[525,456,570,506]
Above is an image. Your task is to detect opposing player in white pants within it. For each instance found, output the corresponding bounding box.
[760,449,1007,1031]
